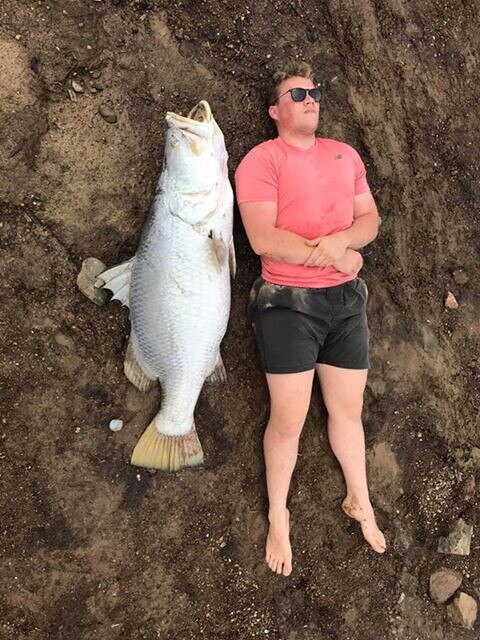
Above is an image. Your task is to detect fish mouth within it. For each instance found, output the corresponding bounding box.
[166,100,212,128]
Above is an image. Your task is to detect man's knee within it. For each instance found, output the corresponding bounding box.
[266,415,306,439]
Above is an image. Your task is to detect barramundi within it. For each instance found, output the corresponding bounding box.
[95,100,235,471]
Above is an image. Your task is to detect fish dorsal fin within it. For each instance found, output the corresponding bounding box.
[124,337,156,392]
[95,258,134,308]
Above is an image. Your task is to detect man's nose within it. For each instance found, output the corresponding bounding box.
[304,92,314,105]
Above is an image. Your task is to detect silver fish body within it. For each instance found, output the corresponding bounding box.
[98,101,235,470]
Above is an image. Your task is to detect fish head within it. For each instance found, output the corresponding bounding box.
[164,100,221,225]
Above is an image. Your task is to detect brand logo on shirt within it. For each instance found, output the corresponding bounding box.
[335,154,343,160]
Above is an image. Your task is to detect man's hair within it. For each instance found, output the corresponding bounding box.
[266,61,315,106]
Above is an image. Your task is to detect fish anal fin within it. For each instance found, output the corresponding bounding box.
[124,338,156,392]
[131,422,204,471]
[205,352,227,385]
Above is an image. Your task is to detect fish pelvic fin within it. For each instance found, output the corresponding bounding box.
[228,237,236,278]
[95,258,134,307]
[210,233,228,272]
[131,422,204,471]
[124,338,156,392]
[205,352,227,385]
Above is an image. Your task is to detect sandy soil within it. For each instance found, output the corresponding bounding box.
[0,1,479,638]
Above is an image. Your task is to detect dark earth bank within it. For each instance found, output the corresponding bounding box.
[0,1,479,639]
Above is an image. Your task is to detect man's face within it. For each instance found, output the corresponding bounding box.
[268,75,320,135]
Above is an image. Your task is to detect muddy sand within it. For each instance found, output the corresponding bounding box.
[0,1,479,638]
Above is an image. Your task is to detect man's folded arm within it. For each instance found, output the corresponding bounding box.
[239,201,313,264]
[239,201,362,274]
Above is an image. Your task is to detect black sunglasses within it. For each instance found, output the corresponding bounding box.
[274,87,321,104]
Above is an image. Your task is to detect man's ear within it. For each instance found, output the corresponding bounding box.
[268,104,278,122]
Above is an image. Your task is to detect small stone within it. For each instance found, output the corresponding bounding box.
[444,291,459,309]
[15,34,21,41]
[429,568,462,603]
[438,518,473,555]
[71,80,84,93]
[98,104,117,124]
[29,57,39,73]
[452,269,469,285]
[54,332,74,349]
[366,377,386,397]
[306,27,318,43]
[109,419,123,432]
[469,447,480,469]
[447,592,478,629]
[77,257,108,305]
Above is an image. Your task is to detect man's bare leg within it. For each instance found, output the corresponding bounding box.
[263,370,315,576]
[316,364,386,553]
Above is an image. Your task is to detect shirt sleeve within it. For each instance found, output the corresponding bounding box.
[351,147,370,195]
[234,145,278,204]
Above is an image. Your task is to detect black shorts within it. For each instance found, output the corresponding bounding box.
[250,278,369,373]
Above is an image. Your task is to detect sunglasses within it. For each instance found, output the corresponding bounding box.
[274,87,321,104]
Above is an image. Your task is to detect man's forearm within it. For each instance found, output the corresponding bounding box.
[254,227,314,264]
[336,211,379,250]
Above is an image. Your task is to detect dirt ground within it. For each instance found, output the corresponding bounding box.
[1,1,479,638]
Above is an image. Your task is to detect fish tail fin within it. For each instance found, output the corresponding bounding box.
[124,337,156,392]
[131,420,204,471]
[205,352,227,385]
[95,258,134,307]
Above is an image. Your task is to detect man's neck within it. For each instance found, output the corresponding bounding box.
[278,130,316,150]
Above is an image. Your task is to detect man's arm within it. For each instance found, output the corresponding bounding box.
[239,201,363,274]
[238,201,313,264]
[303,192,379,267]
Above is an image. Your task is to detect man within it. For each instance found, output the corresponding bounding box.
[235,61,386,577]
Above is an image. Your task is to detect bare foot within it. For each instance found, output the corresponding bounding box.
[265,508,292,576]
[342,497,386,554]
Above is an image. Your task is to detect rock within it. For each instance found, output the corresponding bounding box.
[306,27,319,43]
[452,269,469,285]
[109,419,123,432]
[77,257,108,305]
[54,331,74,349]
[438,518,473,555]
[429,568,462,603]
[447,592,478,629]
[98,104,117,124]
[444,291,459,309]
[366,376,386,397]
[71,80,84,93]
[469,447,480,469]
[29,57,39,73]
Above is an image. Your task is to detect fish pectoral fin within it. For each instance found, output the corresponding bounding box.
[95,257,134,308]
[123,337,156,393]
[210,233,228,271]
[205,352,227,385]
[228,238,237,278]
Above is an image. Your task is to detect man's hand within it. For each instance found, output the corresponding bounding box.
[304,233,349,267]
[332,248,363,275]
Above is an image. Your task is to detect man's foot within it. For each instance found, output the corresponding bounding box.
[341,497,386,553]
[265,508,292,576]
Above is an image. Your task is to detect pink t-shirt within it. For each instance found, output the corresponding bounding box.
[235,136,370,287]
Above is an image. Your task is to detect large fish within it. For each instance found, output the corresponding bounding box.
[96,100,235,471]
